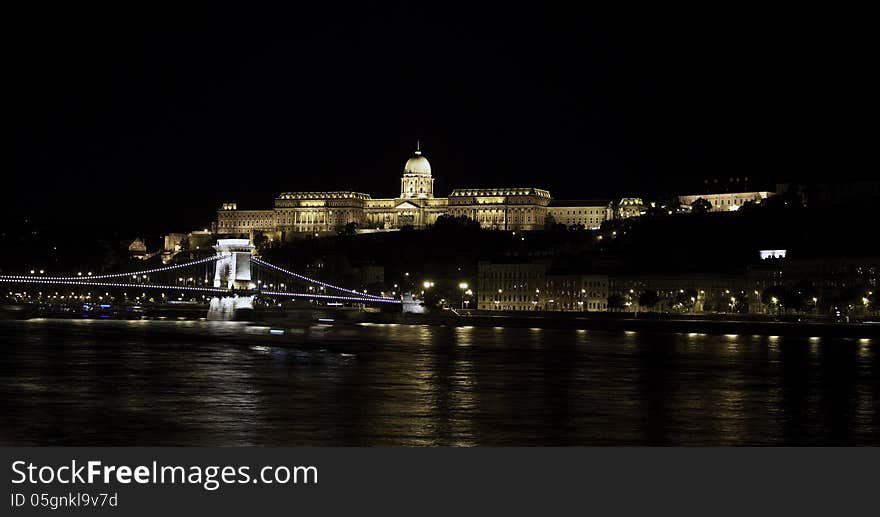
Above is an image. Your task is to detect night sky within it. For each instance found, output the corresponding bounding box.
[9,5,872,233]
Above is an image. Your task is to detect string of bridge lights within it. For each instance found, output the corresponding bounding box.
[0,277,230,293]
[260,291,401,304]
[1,256,394,302]
[0,255,221,281]
[251,257,392,300]
[1,278,398,303]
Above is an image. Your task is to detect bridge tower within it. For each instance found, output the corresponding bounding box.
[213,239,256,290]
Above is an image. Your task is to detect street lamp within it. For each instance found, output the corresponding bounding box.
[458,283,470,309]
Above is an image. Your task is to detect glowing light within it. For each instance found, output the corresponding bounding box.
[760,249,787,259]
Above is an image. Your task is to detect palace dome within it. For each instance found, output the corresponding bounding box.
[404,147,432,176]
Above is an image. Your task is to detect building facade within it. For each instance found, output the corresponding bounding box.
[477,262,546,311]
[608,274,750,313]
[616,197,645,219]
[215,145,597,239]
[678,191,773,212]
[476,261,609,311]
[547,200,613,229]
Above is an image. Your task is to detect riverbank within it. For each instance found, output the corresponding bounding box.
[440,313,879,339]
[254,308,880,338]
[3,303,878,338]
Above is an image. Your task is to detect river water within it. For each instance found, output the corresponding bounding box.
[1,319,877,445]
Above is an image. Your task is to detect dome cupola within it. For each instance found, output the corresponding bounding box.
[400,141,435,199]
[403,141,432,176]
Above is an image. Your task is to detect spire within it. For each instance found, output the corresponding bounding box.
[415,139,421,155]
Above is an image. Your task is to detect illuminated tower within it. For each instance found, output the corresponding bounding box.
[400,141,434,199]
[213,239,256,290]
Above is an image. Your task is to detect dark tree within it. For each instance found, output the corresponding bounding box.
[432,214,480,233]
[731,292,750,313]
[785,279,819,312]
[690,197,712,214]
[607,293,625,312]
[738,200,760,214]
[638,290,659,310]
[252,233,268,251]
[827,285,868,314]
[761,286,787,306]
[337,222,359,236]
[664,196,682,213]
[673,288,699,310]
[644,204,667,217]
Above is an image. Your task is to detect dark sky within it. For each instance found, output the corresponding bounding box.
[8,5,873,233]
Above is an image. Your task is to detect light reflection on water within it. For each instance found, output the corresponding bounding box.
[0,319,877,446]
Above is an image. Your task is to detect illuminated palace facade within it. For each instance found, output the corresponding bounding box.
[216,145,613,239]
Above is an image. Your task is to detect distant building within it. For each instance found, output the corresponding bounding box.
[747,255,879,315]
[542,274,609,312]
[759,249,787,260]
[616,198,645,219]
[352,265,385,287]
[547,200,613,229]
[188,230,214,250]
[678,191,773,212]
[447,188,551,231]
[477,261,608,311]
[476,257,878,316]
[128,238,147,259]
[163,233,187,252]
[477,262,546,311]
[609,274,750,313]
[215,144,612,240]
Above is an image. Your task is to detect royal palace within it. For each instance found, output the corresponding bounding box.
[215,144,614,240]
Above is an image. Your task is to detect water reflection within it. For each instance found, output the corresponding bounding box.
[0,320,877,446]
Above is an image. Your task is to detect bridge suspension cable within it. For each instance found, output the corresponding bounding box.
[260,291,400,304]
[251,258,393,300]
[0,277,229,294]
[0,255,220,282]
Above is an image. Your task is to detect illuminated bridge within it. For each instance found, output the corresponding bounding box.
[0,238,401,308]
